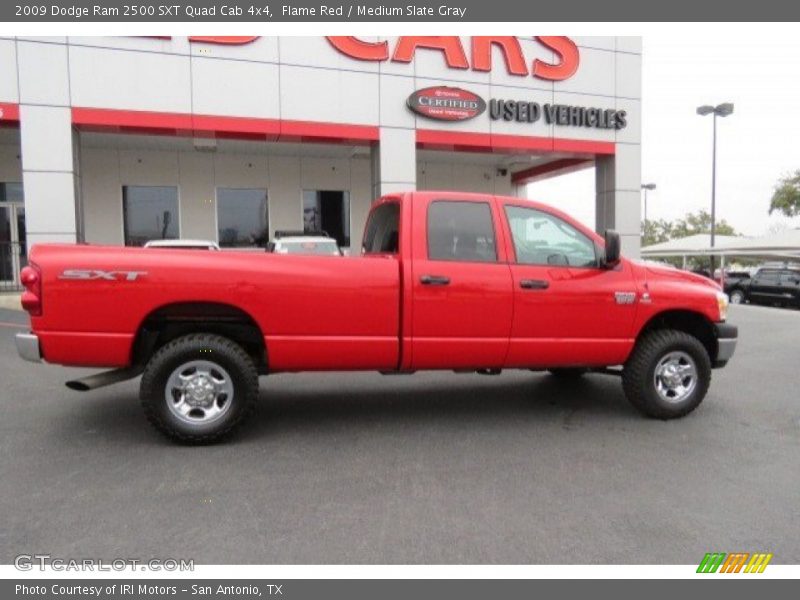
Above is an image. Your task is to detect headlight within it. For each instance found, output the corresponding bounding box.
[716,291,729,322]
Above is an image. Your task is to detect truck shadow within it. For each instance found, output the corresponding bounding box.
[240,371,637,441]
[58,372,638,446]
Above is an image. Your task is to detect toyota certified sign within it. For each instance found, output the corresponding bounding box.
[407,87,486,122]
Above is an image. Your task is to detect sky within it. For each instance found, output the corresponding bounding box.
[529,33,800,237]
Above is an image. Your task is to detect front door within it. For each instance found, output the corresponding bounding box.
[410,196,513,369]
[749,270,781,304]
[500,203,638,367]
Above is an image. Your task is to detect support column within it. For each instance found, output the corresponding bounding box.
[17,40,78,246]
[595,142,642,258]
[371,127,416,199]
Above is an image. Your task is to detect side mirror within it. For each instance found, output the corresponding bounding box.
[603,230,621,267]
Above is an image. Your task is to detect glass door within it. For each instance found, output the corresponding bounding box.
[0,205,12,284]
[15,204,26,273]
[0,182,25,289]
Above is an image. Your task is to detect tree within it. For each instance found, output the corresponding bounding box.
[670,209,738,239]
[642,209,739,247]
[641,210,741,270]
[769,170,800,218]
[642,218,672,247]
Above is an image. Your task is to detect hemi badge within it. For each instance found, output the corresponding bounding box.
[614,291,637,305]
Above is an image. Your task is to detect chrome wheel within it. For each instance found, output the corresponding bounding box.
[165,360,234,425]
[730,291,744,304]
[653,351,697,404]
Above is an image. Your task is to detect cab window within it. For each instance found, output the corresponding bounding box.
[756,270,779,283]
[779,271,800,284]
[362,202,400,255]
[427,201,497,263]
[504,205,597,267]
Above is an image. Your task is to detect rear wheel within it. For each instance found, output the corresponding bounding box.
[729,289,746,304]
[140,333,259,443]
[622,329,711,419]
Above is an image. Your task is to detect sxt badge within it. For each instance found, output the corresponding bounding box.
[59,269,147,281]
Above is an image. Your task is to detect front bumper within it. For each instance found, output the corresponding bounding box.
[713,322,738,368]
[16,332,42,363]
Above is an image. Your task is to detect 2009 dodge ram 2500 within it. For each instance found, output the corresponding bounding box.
[16,191,737,443]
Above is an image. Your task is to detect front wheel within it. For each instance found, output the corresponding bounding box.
[140,333,259,443]
[729,290,746,304]
[622,330,711,419]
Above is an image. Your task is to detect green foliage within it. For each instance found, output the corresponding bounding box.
[642,209,739,247]
[642,219,672,247]
[642,209,741,271]
[769,170,800,218]
[669,209,737,238]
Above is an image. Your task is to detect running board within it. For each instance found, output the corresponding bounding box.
[66,366,144,392]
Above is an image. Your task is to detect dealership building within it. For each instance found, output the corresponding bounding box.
[0,35,641,288]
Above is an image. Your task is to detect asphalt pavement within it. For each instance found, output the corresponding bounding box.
[0,304,797,564]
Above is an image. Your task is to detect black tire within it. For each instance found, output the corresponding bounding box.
[140,333,259,443]
[548,367,589,379]
[729,289,746,305]
[622,329,711,419]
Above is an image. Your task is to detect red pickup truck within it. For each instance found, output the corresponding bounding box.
[16,191,737,443]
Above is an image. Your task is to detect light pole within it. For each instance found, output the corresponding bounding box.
[641,183,656,234]
[696,102,733,275]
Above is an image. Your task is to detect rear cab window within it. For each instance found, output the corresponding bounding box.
[363,202,400,255]
[427,201,497,263]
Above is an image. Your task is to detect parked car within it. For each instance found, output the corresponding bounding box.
[16,191,737,443]
[266,231,342,256]
[144,239,220,250]
[726,266,800,307]
[690,268,712,279]
[719,270,752,294]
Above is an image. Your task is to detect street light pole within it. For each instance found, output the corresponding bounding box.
[711,112,717,251]
[696,102,733,277]
[641,183,656,236]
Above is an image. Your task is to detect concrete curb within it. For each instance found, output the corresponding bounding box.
[0,293,22,311]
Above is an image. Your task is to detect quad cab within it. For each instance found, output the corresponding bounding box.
[16,191,737,443]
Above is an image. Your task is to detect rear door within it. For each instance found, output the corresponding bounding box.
[779,271,800,306]
[410,195,513,369]
[750,270,781,303]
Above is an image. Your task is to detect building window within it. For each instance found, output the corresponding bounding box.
[122,186,179,247]
[0,183,25,285]
[217,188,269,248]
[303,190,350,248]
[0,182,23,203]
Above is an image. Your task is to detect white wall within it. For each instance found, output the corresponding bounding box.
[418,160,513,195]
[0,36,643,253]
[79,144,374,249]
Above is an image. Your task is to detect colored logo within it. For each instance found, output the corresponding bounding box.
[697,552,773,573]
[407,87,486,122]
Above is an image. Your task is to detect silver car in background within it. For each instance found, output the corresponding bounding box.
[267,231,343,256]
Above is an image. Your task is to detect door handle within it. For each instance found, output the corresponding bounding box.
[519,279,549,290]
[420,275,450,286]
